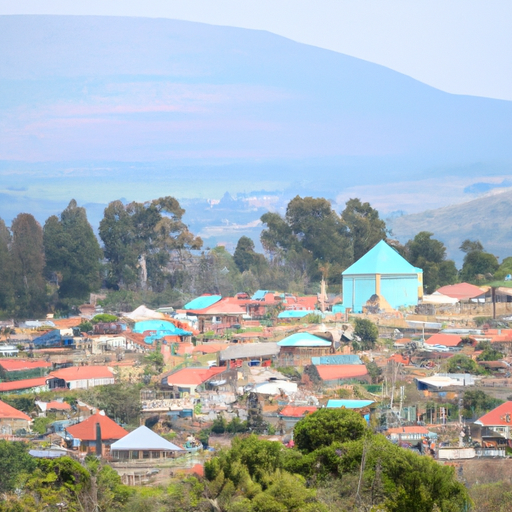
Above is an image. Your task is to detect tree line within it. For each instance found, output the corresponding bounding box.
[0,195,505,319]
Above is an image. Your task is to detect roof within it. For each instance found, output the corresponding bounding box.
[0,377,48,392]
[277,333,332,347]
[183,295,222,310]
[164,366,226,386]
[279,405,317,417]
[0,399,31,421]
[424,333,464,347]
[387,426,429,435]
[66,412,128,441]
[0,359,52,371]
[475,402,512,427]
[326,399,374,409]
[187,297,246,316]
[311,355,362,365]
[316,365,368,381]
[251,290,274,300]
[436,283,486,301]
[49,366,114,381]
[37,400,72,411]
[342,240,422,276]
[220,342,280,361]
[278,310,322,319]
[110,425,184,451]
[387,354,410,365]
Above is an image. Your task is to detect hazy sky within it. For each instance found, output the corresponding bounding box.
[1,0,511,101]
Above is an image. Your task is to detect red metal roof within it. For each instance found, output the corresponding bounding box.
[66,412,128,441]
[424,333,464,347]
[436,283,485,301]
[0,377,47,392]
[316,365,368,381]
[476,402,512,427]
[387,354,410,365]
[0,399,31,421]
[187,297,246,316]
[165,366,226,386]
[49,366,114,381]
[45,400,72,411]
[0,359,52,371]
[279,405,317,417]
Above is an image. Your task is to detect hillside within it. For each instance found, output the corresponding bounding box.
[0,15,511,225]
[388,188,512,265]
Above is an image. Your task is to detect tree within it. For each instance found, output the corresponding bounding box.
[405,232,457,293]
[461,390,503,419]
[460,250,499,282]
[233,236,266,273]
[10,213,47,318]
[293,408,368,454]
[460,239,484,254]
[354,318,379,350]
[0,218,14,313]
[340,198,387,261]
[43,200,102,300]
[100,197,202,292]
[0,440,36,493]
[445,354,483,375]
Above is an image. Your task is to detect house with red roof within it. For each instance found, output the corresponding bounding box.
[0,358,52,381]
[160,366,229,395]
[185,297,246,334]
[0,376,48,395]
[475,401,512,439]
[424,333,473,349]
[65,411,128,455]
[46,366,115,390]
[0,399,32,434]
[313,364,369,385]
[279,405,317,429]
[436,283,486,302]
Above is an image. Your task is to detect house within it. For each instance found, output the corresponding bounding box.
[184,298,246,334]
[0,376,48,394]
[386,426,436,443]
[160,366,228,396]
[341,240,423,313]
[312,364,370,385]
[110,425,184,461]
[475,401,512,440]
[278,405,317,429]
[32,329,76,348]
[415,373,476,392]
[436,283,486,302]
[36,400,72,416]
[277,333,333,367]
[219,342,280,367]
[0,399,31,434]
[132,320,193,345]
[65,411,128,455]
[424,333,472,349]
[0,359,52,381]
[46,366,115,390]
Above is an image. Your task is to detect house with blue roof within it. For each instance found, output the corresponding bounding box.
[277,332,333,367]
[341,240,423,313]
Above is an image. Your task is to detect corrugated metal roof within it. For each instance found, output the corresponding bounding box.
[110,425,184,451]
[183,295,222,310]
[278,310,323,319]
[311,355,362,365]
[342,240,422,275]
[277,333,331,347]
[326,399,374,408]
[316,365,368,380]
[219,342,280,361]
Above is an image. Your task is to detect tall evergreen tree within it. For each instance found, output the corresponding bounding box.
[0,218,14,313]
[44,199,102,300]
[11,213,47,318]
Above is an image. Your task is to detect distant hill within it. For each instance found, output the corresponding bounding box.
[0,14,511,223]
[387,189,512,265]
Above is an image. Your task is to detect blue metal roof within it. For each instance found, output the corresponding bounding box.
[326,399,374,409]
[342,240,422,275]
[277,310,323,319]
[277,333,331,347]
[311,355,362,365]
[251,290,272,300]
[183,295,222,310]
[133,320,192,344]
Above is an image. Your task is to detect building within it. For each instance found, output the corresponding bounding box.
[424,333,473,349]
[110,425,184,461]
[219,342,280,367]
[277,333,333,367]
[341,240,423,313]
[46,366,115,390]
[0,359,52,381]
[0,377,48,394]
[0,399,31,434]
[386,426,436,443]
[475,401,512,440]
[65,411,128,455]
[160,366,229,396]
[278,405,317,429]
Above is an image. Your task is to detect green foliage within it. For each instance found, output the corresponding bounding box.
[91,313,119,324]
[293,408,368,454]
[143,345,165,375]
[365,360,382,383]
[354,317,379,349]
[234,236,267,274]
[32,415,55,435]
[78,320,93,332]
[226,416,249,434]
[445,354,484,375]
[495,256,512,281]
[470,481,512,512]
[460,249,499,282]
[405,232,458,293]
[211,415,228,434]
[43,200,102,301]
[477,341,504,361]
[461,390,503,419]
[0,440,36,493]
[1,394,35,414]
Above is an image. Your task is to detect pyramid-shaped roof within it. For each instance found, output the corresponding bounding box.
[110,425,184,451]
[342,240,422,276]
[66,412,128,441]
[277,333,331,347]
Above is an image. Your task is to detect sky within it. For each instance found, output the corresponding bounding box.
[1,0,511,101]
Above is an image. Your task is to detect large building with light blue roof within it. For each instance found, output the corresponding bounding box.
[342,240,423,313]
